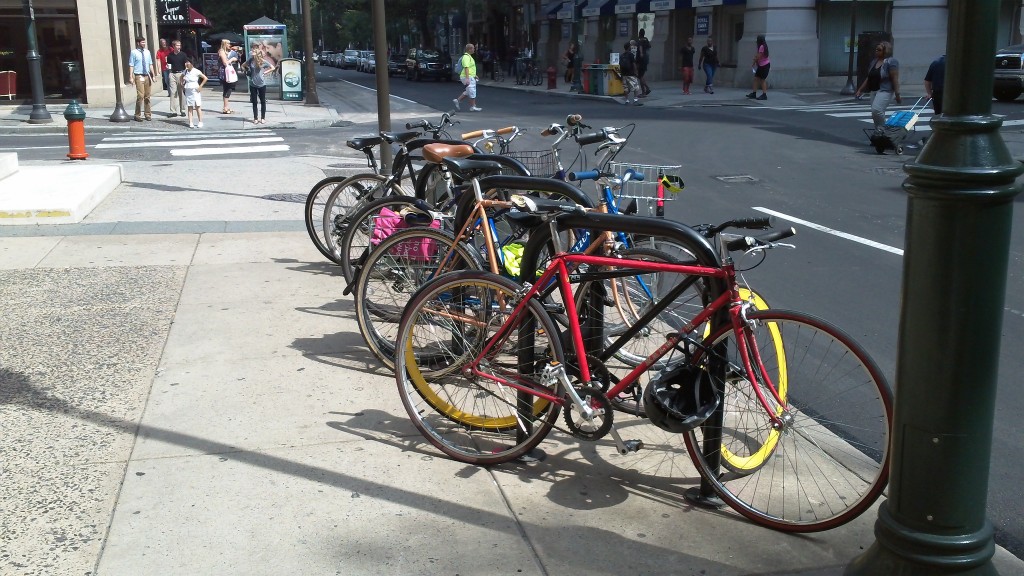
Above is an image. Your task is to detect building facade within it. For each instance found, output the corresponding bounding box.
[474,0,1024,90]
[0,0,212,107]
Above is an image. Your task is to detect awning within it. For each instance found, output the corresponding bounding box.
[188,7,211,28]
[650,0,679,10]
[546,1,564,18]
[615,0,651,14]
[582,0,616,17]
[557,1,578,20]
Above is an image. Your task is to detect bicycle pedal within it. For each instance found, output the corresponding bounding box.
[619,439,644,454]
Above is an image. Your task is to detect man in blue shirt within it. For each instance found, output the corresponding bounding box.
[125,37,156,121]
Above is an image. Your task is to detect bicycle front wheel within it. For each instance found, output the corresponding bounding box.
[338,195,427,286]
[394,271,564,465]
[683,309,892,532]
[304,175,351,263]
[321,173,404,265]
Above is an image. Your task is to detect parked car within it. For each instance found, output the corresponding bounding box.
[330,52,344,67]
[359,50,374,72]
[317,51,333,65]
[405,47,452,82]
[994,43,1024,101]
[342,49,360,69]
[364,52,377,73]
[387,53,407,77]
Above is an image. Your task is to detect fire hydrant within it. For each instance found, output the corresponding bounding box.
[547,66,557,90]
[64,100,88,160]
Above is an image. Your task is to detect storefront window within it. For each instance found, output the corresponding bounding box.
[0,0,83,101]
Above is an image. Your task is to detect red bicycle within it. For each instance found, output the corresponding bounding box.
[393,197,893,532]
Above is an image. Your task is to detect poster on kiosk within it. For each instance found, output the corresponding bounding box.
[243,17,288,93]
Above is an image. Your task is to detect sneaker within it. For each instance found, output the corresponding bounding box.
[134,117,142,122]
[470,106,482,112]
[197,122,203,128]
[452,98,461,111]
[189,123,196,128]
[633,101,644,106]
[709,88,714,94]
[756,93,767,100]
[746,91,757,99]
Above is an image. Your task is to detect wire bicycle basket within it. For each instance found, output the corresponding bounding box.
[504,149,559,178]
[608,161,684,217]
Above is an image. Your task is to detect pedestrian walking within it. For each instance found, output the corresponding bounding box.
[218,39,239,114]
[855,41,901,130]
[453,43,482,112]
[156,38,171,95]
[747,34,770,100]
[182,59,207,129]
[924,54,945,114]
[166,40,189,117]
[680,37,695,95]
[124,37,156,121]
[243,42,276,124]
[564,42,578,86]
[636,28,652,97]
[618,41,643,106]
[697,37,719,94]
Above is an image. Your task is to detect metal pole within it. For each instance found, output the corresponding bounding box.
[840,0,857,95]
[570,0,583,93]
[371,0,392,174]
[22,0,52,123]
[106,0,130,121]
[301,0,319,105]
[846,1,1022,573]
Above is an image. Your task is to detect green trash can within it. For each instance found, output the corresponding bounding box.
[591,65,607,96]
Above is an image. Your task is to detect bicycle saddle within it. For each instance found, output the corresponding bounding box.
[422,143,475,164]
[346,136,384,151]
[442,157,506,179]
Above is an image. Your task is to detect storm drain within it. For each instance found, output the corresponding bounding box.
[715,175,758,183]
[261,193,307,203]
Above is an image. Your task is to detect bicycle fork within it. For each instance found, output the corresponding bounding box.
[539,362,643,455]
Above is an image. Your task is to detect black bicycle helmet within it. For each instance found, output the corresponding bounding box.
[643,363,720,433]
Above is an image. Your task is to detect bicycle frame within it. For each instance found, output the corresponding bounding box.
[459,251,787,427]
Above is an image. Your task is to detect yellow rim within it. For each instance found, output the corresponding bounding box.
[402,282,550,429]
[718,288,788,472]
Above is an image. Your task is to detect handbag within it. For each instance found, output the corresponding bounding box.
[224,65,238,83]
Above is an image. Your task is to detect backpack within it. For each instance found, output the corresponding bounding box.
[455,54,466,75]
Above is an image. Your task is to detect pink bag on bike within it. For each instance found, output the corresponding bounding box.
[369,207,440,261]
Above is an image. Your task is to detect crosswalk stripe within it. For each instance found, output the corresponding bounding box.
[171,144,290,156]
[95,136,284,149]
[102,130,275,141]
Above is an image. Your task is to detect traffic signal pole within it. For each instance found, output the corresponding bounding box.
[846,2,1023,573]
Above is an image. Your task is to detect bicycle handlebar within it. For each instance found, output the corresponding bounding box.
[567,168,643,182]
[576,130,606,146]
[724,227,796,253]
[460,126,517,140]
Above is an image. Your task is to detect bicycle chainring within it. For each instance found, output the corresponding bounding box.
[562,385,613,441]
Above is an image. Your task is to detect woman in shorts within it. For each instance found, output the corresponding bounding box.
[747,35,770,100]
[182,59,207,128]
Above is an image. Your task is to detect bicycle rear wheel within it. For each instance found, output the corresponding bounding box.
[394,271,564,465]
[304,175,351,263]
[355,228,484,369]
[683,309,892,532]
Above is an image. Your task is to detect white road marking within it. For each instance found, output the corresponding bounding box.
[171,144,290,156]
[96,137,284,149]
[752,206,905,256]
[102,130,275,141]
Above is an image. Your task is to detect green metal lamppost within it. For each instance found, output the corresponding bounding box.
[22,0,52,123]
[846,1,1022,573]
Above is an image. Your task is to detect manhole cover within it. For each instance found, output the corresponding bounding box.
[261,193,306,203]
[871,167,904,176]
[715,175,758,183]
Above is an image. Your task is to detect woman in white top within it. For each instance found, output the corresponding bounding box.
[182,59,208,128]
[218,39,239,114]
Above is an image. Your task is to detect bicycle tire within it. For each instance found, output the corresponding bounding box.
[337,196,427,286]
[355,227,485,369]
[413,162,455,207]
[304,175,354,263]
[530,68,543,86]
[683,309,892,532]
[394,270,564,464]
[321,173,405,265]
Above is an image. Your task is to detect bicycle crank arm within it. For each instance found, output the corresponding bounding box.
[607,426,644,455]
[542,363,598,421]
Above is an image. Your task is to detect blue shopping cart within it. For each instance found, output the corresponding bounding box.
[864,97,932,155]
